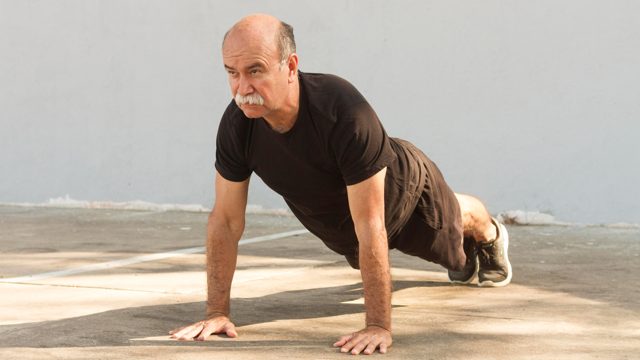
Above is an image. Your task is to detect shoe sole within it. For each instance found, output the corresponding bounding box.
[478,221,512,287]
[449,259,479,285]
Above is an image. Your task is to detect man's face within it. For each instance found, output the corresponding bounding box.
[222,32,289,119]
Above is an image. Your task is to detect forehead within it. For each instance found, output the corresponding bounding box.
[222,30,279,67]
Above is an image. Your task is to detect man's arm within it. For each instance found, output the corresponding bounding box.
[170,171,249,340]
[334,167,393,355]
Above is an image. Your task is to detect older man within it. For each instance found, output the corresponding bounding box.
[170,14,512,355]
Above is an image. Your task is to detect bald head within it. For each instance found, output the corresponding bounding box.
[223,14,296,64]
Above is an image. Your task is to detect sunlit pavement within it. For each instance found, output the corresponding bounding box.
[1,205,638,359]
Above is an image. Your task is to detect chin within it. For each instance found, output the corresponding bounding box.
[241,110,264,119]
[240,105,266,119]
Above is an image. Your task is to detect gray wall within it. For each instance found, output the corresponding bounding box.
[1,1,639,224]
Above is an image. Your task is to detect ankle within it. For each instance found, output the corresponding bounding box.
[476,222,498,244]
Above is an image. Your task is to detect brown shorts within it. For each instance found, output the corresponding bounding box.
[390,150,466,271]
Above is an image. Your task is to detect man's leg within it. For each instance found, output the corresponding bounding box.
[451,193,512,287]
[454,193,497,244]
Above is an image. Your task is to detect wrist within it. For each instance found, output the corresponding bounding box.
[206,310,229,319]
[366,323,391,332]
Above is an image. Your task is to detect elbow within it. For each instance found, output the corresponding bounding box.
[208,208,245,238]
[353,216,387,244]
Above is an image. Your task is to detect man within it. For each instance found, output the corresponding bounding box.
[170,14,512,355]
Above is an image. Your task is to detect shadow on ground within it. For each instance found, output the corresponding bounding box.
[0,280,448,348]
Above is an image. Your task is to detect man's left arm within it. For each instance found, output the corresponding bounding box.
[333,167,393,355]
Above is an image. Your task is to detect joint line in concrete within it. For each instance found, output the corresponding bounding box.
[0,229,309,283]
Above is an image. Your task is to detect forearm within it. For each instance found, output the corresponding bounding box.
[205,213,243,318]
[356,223,392,331]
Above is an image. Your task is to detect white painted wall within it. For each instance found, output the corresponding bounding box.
[1,1,638,224]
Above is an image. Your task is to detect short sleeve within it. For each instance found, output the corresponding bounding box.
[214,102,252,182]
[330,101,397,185]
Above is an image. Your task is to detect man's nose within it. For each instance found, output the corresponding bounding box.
[237,75,254,95]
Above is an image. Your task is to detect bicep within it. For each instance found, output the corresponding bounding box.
[346,167,387,229]
[213,171,250,223]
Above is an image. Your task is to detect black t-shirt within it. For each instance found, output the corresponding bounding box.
[215,72,430,258]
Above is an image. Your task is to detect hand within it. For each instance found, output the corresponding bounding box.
[333,325,392,355]
[169,315,238,341]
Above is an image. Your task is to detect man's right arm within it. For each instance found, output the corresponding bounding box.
[205,171,249,318]
[170,171,249,341]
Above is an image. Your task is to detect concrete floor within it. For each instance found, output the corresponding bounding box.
[0,205,638,359]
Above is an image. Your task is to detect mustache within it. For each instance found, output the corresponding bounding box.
[234,93,265,106]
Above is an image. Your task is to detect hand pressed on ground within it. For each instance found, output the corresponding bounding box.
[333,326,392,355]
[169,315,238,341]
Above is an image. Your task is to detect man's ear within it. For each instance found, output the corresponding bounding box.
[287,53,299,83]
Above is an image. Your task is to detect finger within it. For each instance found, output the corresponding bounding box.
[223,322,238,338]
[170,325,194,339]
[363,337,382,355]
[333,334,353,347]
[177,323,205,341]
[379,342,388,354]
[175,327,198,340]
[350,337,371,355]
[169,323,193,335]
[196,321,218,341]
[341,334,364,353]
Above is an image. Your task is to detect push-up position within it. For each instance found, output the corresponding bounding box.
[170,13,512,355]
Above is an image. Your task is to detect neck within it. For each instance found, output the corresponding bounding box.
[263,79,300,134]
